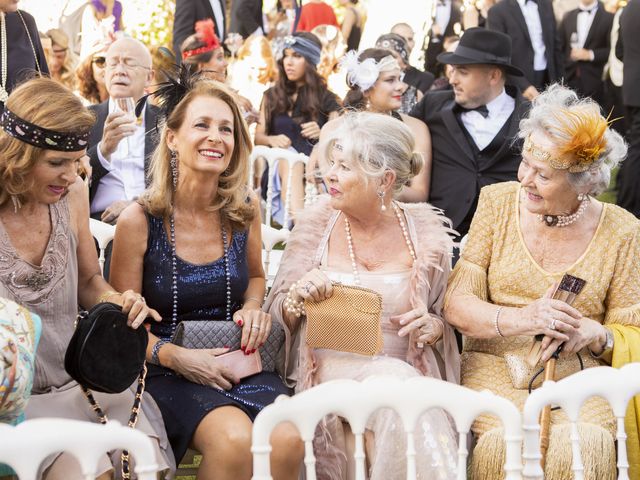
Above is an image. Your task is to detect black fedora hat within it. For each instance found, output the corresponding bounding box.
[437,27,524,76]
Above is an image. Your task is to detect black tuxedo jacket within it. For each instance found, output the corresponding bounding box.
[173,0,226,61]
[87,101,160,207]
[409,87,530,231]
[230,0,264,38]
[616,0,640,106]
[424,2,461,76]
[487,0,563,91]
[559,5,613,99]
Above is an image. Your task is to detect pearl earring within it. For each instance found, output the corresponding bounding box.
[377,190,387,212]
[577,193,587,202]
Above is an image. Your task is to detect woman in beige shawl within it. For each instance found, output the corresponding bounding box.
[264,111,460,480]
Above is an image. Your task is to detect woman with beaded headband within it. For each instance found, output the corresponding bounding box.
[444,83,640,479]
[265,111,460,479]
[312,48,431,202]
[0,77,173,478]
[255,31,341,226]
[109,75,304,479]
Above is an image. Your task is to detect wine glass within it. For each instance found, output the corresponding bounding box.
[225,33,243,61]
[113,97,136,157]
[570,32,580,50]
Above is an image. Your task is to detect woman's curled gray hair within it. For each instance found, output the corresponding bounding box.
[318,111,423,193]
[517,83,627,196]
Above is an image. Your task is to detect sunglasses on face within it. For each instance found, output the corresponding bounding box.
[92,56,106,68]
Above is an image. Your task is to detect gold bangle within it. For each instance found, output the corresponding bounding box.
[97,290,120,304]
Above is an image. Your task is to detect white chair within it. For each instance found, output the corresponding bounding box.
[261,224,289,288]
[522,363,640,480]
[89,218,116,275]
[251,375,523,480]
[250,145,309,230]
[0,418,159,480]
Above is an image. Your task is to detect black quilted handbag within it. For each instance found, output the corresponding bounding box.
[64,302,148,394]
[171,320,285,372]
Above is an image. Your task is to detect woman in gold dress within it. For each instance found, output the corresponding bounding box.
[444,84,639,479]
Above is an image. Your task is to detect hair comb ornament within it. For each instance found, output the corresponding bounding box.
[339,50,399,92]
[0,108,90,152]
[135,63,205,121]
[182,19,221,60]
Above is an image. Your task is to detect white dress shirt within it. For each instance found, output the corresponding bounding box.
[90,100,147,214]
[460,89,516,151]
[516,0,548,71]
[209,0,225,39]
[432,0,451,43]
[576,1,598,48]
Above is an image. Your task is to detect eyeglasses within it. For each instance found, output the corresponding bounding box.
[92,56,106,68]
[105,57,152,71]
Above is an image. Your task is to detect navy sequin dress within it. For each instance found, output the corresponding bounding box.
[141,213,290,462]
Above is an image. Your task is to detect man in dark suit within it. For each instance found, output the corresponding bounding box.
[410,28,530,239]
[230,0,264,38]
[424,0,461,78]
[487,0,562,101]
[173,0,226,61]
[88,37,158,225]
[558,1,613,105]
[615,0,640,217]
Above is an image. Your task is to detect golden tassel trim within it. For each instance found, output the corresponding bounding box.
[445,258,488,309]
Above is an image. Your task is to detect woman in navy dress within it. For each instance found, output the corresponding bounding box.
[110,78,303,479]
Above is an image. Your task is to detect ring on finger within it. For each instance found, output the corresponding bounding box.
[303,282,313,294]
[250,325,260,331]
[549,318,557,331]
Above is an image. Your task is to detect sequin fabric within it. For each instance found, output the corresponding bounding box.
[446,181,640,478]
[142,213,249,340]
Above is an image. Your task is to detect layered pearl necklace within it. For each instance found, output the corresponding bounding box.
[343,202,417,285]
[537,197,589,227]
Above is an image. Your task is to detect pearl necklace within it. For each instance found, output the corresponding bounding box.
[0,12,8,103]
[537,197,589,227]
[344,202,417,285]
[168,211,231,340]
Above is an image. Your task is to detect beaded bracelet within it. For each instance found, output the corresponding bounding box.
[494,306,504,338]
[284,282,306,317]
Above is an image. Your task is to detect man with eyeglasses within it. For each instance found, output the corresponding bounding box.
[87,37,157,229]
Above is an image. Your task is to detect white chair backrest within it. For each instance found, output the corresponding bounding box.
[251,376,523,480]
[522,363,640,480]
[261,224,289,288]
[250,145,308,230]
[89,218,116,275]
[0,418,159,480]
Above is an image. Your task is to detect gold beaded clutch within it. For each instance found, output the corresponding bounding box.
[304,283,383,356]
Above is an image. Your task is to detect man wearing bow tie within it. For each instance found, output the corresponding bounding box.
[559,0,614,105]
[410,28,530,239]
[487,0,562,101]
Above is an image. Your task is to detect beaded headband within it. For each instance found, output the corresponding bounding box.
[523,135,593,173]
[182,19,221,60]
[340,51,400,92]
[282,35,322,66]
[0,108,89,152]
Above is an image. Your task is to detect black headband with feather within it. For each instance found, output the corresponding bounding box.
[135,62,205,121]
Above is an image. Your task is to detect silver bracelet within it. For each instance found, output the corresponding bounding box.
[244,296,264,307]
[150,339,167,366]
[494,306,504,338]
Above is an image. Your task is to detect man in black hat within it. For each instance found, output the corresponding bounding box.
[410,28,530,240]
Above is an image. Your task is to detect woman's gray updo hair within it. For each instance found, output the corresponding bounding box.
[517,83,627,196]
[319,111,423,193]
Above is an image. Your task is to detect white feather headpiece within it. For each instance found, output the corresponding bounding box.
[339,51,399,92]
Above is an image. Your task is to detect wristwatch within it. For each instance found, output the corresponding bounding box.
[150,339,167,365]
[591,328,614,359]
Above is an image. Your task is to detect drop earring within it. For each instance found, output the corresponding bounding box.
[377,190,387,212]
[170,150,179,189]
[10,195,21,213]
[577,193,587,202]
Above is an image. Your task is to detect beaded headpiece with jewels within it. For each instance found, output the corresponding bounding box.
[523,107,609,173]
[0,108,89,151]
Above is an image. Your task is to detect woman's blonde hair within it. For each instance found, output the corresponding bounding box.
[0,77,95,207]
[236,35,277,85]
[318,111,423,194]
[46,28,77,91]
[140,79,255,230]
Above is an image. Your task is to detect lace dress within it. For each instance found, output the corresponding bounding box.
[0,198,172,479]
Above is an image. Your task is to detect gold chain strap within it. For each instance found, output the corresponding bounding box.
[81,364,148,480]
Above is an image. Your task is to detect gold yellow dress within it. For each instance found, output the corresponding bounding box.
[446,182,640,479]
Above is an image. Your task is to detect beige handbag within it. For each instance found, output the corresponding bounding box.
[305,283,383,356]
[504,351,600,390]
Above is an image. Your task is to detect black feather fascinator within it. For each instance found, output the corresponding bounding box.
[135,62,205,121]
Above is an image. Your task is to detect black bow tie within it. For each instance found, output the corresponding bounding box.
[579,5,597,12]
[457,104,490,118]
